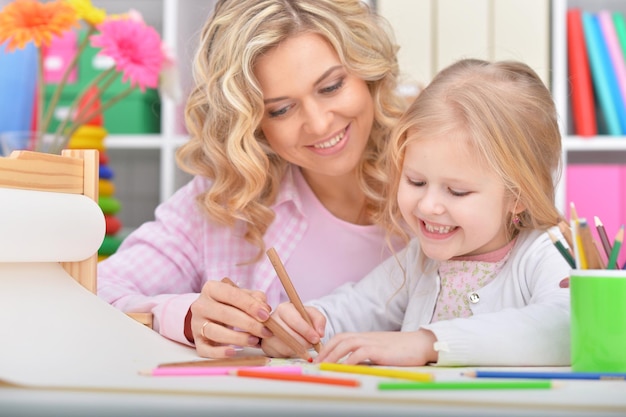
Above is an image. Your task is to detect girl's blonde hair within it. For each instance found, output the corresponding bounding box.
[177,0,405,258]
[380,59,564,241]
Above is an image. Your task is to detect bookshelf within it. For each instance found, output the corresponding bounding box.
[553,0,626,249]
[380,0,626,220]
[94,0,217,230]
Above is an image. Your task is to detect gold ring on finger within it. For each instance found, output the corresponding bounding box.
[201,320,210,340]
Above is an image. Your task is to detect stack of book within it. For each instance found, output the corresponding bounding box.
[568,8,626,137]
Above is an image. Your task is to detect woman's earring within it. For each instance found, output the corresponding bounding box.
[512,214,521,225]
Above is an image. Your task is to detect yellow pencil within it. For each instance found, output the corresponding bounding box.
[319,362,433,382]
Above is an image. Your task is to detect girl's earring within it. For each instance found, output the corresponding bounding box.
[512,214,521,225]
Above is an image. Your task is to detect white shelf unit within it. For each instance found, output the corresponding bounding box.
[552,0,626,213]
[3,0,625,227]
[96,0,219,229]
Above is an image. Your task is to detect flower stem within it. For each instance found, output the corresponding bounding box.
[52,66,116,147]
[40,27,96,138]
[34,51,44,152]
[61,85,134,146]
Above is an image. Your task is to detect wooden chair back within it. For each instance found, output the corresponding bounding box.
[0,149,99,292]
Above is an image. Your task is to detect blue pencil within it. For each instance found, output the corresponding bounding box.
[464,370,626,381]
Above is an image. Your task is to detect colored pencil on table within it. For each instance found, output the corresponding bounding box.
[378,381,554,390]
[578,218,605,269]
[221,277,312,362]
[319,362,433,382]
[158,356,270,368]
[141,365,302,377]
[607,225,624,270]
[266,247,323,353]
[547,230,576,268]
[595,215,615,267]
[232,368,361,387]
[463,370,626,380]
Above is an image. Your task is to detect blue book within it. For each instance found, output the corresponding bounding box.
[582,12,626,135]
[0,41,37,136]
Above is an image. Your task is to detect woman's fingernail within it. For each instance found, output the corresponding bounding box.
[257,309,269,321]
[261,328,273,338]
[248,336,260,346]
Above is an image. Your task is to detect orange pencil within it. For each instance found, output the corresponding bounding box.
[266,247,323,353]
[232,368,361,387]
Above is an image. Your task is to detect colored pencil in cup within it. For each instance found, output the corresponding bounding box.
[232,368,360,387]
[221,277,311,362]
[558,220,575,253]
[319,362,433,382]
[547,230,576,268]
[578,218,605,269]
[607,225,624,270]
[266,247,323,353]
[594,215,615,267]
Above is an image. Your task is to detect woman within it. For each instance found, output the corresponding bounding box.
[97,0,407,358]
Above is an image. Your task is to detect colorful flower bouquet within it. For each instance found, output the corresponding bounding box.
[0,0,176,153]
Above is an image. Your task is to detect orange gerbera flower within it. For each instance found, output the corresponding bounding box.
[0,0,78,51]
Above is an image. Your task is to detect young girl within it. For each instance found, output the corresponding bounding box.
[262,59,572,366]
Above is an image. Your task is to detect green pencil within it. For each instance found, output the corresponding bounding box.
[547,230,576,268]
[378,381,553,390]
[607,225,624,270]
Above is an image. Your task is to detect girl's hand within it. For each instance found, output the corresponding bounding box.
[189,279,273,358]
[314,329,439,366]
[260,303,325,358]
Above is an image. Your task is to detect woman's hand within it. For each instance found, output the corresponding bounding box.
[313,329,439,366]
[189,278,274,358]
[260,302,325,358]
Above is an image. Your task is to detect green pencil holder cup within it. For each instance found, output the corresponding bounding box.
[570,269,626,372]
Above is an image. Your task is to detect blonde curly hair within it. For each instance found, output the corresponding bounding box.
[177,0,405,258]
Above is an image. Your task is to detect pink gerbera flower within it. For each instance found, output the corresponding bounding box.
[90,17,164,91]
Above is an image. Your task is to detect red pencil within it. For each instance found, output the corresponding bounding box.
[232,369,361,387]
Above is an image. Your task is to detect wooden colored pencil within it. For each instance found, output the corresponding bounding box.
[221,277,311,361]
[558,220,574,253]
[319,362,433,382]
[547,230,576,268]
[158,355,270,368]
[464,370,626,380]
[607,225,624,270]
[594,215,614,266]
[232,368,360,387]
[142,365,302,377]
[262,316,312,361]
[578,218,605,269]
[574,221,588,269]
[569,203,585,269]
[266,247,323,353]
[378,381,553,390]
